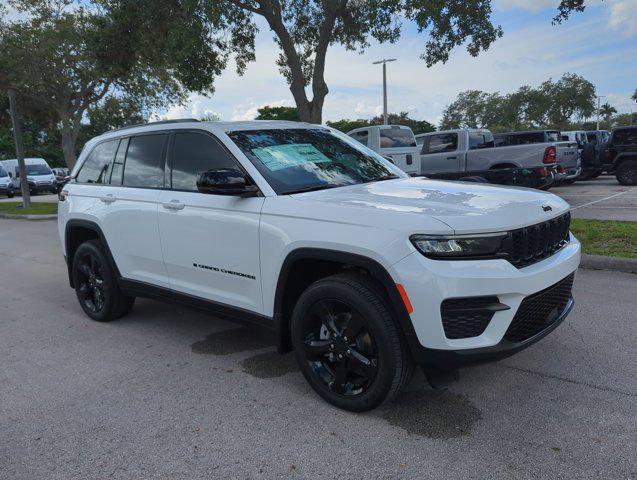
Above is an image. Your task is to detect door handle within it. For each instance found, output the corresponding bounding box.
[100,194,116,204]
[446,156,457,160]
[162,200,185,211]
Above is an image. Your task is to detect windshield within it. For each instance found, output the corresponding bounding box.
[0,165,7,177]
[227,128,405,195]
[25,164,52,176]
[379,128,416,148]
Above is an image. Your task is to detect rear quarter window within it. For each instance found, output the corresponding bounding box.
[76,140,119,184]
[426,133,458,153]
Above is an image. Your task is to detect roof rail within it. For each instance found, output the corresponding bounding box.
[109,118,199,134]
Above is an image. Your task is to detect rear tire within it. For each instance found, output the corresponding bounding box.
[72,239,135,322]
[616,160,637,186]
[291,272,414,412]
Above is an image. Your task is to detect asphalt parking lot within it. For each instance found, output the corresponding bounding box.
[0,218,635,479]
[551,176,637,221]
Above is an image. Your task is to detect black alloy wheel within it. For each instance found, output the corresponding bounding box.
[72,239,135,322]
[291,273,413,411]
[301,298,378,396]
[75,250,108,314]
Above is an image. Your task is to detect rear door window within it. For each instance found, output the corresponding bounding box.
[123,134,167,188]
[77,140,120,184]
[426,134,458,154]
[468,132,495,150]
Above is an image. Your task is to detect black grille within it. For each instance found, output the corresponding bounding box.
[441,296,500,339]
[503,213,571,268]
[504,273,574,343]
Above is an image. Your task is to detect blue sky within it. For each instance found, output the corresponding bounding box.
[162,0,637,125]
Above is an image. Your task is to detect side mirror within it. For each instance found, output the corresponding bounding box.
[196,168,259,196]
[8,172,12,178]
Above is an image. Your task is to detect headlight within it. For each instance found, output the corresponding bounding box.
[410,233,506,259]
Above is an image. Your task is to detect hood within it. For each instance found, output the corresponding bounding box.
[291,177,570,234]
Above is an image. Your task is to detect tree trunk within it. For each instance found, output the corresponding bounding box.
[61,130,77,170]
[7,89,31,208]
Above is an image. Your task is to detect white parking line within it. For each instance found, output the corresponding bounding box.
[571,190,632,210]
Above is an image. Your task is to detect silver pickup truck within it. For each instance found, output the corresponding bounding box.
[495,130,580,184]
[415,129,562,189]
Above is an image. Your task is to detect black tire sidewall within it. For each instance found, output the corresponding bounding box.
[616,161,637,186]
[291,277,401,411]
[72,240,119,322]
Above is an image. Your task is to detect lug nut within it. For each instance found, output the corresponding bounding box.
[330,344,334,350]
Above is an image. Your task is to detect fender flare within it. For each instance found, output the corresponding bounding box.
[615,152,637,166]
[272,248,421,359]
[64,219,120,288]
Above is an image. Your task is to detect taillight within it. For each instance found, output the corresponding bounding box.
[540,167,548,177]
[543,146,556,164]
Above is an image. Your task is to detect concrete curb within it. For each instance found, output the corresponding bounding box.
[0,213,57,221]
[580,253,637,274]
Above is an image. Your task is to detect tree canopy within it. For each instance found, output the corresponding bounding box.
[440,73,596,132]
[255,105,300,121]
[327,112,436,134]
[0,0,240,167]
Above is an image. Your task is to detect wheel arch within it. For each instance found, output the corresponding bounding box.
[273,248,420,359]
[64,219,120,288]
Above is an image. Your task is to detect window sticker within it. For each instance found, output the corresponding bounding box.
[251,143,332,171]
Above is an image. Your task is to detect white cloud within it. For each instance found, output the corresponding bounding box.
[231,98,294,121]
[607,0,637,37]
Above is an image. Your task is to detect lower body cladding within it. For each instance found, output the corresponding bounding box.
[393,236,581,369]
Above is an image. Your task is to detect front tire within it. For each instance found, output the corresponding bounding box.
[291,273,413,411]
[72,239,135,322]
[616,160,637,186]
[7,190,14,198]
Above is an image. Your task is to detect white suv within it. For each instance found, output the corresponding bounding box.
[59,119,581,411]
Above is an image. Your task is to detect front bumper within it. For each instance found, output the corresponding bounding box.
[392,235,581,368]
[28,182,57,193]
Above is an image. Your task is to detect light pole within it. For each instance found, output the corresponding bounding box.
[596,95,606,130]
[372,58,397,125]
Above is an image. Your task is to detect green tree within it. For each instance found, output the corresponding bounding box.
[255,106,300,121]
[632,89,637,103]
[440,73,596,131]
[327,112,435,135]
[209,0,504,124]
[599,103,617,124]
[0,0,241,168]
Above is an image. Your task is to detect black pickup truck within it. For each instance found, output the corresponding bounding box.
[603,126,637,185]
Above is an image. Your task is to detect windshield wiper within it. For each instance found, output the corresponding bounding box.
[283,184,342,195]
[369,175,400,183]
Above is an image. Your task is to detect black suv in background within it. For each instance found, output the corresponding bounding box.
[604,126,637,185]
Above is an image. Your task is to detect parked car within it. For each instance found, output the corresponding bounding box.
[52,167,70,182]
[347,125,420,174]
[415,129,559,189]
[494,130,580,184]
[59,119,580,411]
[603,126,637,185]
[0,163,15,198]
[0,158,57,195]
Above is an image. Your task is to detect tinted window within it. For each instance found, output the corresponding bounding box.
[379,128,416,148]
[109,138,128,185]
[123,134,166,188]
[349,130,369,146]
[586,132,597,144]
[468,132,495,150]
[171,132,239,191]
[77,141,118,183]
[0,165,7,177]
[613,128,637,145]
[228,128,403,194]
[427,134,458,154]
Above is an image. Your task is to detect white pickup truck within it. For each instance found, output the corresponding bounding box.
[415,129,561,189]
